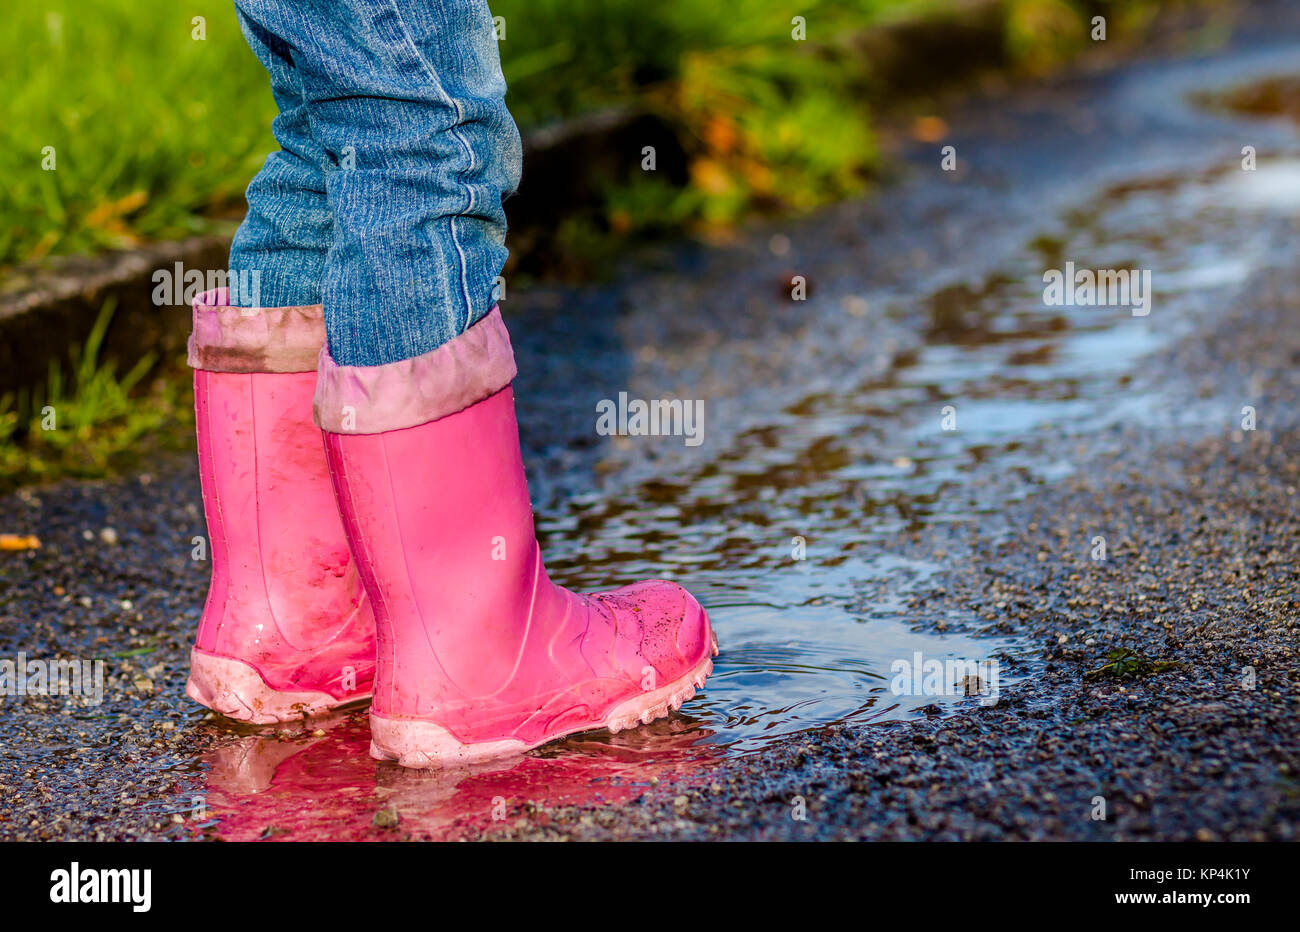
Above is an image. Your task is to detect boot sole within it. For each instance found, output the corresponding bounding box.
[369,632,719,769]
[187,648,372,725]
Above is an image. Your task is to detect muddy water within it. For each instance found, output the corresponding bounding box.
[187,61,1300,840]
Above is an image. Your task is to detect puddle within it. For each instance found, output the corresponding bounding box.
[535,149,1297,760]
[175,76,1300,841]
[1200,73,1300,124]
[1216,159,1300,209]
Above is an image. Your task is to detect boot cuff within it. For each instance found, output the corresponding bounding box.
[313,306,517,434]
[187,288,325,373]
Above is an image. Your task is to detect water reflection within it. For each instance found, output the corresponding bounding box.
[202,712,721,841]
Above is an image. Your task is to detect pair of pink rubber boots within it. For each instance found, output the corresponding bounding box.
[185,289,716,768]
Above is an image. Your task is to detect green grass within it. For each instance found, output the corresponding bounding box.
[494,0,946,126]
[3,2,274,266]
[3,0,923,266]
[0,300,194,493]
[2,0,1173,272]
[1084,648,1181,681]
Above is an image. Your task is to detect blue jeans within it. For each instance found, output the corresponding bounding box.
[228,0,522,367]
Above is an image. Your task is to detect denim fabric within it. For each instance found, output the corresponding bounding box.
[228,0,522,367]
[228,13,334,310]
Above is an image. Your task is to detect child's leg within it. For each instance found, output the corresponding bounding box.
[183,5,373,725]
[225,1,716,768]
[227,7,335,308]
[232,0,522,366]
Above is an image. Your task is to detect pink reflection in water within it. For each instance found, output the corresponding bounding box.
[200,711,719,841]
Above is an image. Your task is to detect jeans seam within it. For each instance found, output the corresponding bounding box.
[378,0,477,334]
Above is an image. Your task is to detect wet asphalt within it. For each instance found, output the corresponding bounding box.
[3,3,1300,840]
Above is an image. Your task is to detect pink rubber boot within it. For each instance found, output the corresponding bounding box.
[186,288,375,723]
[314,307,717,768]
